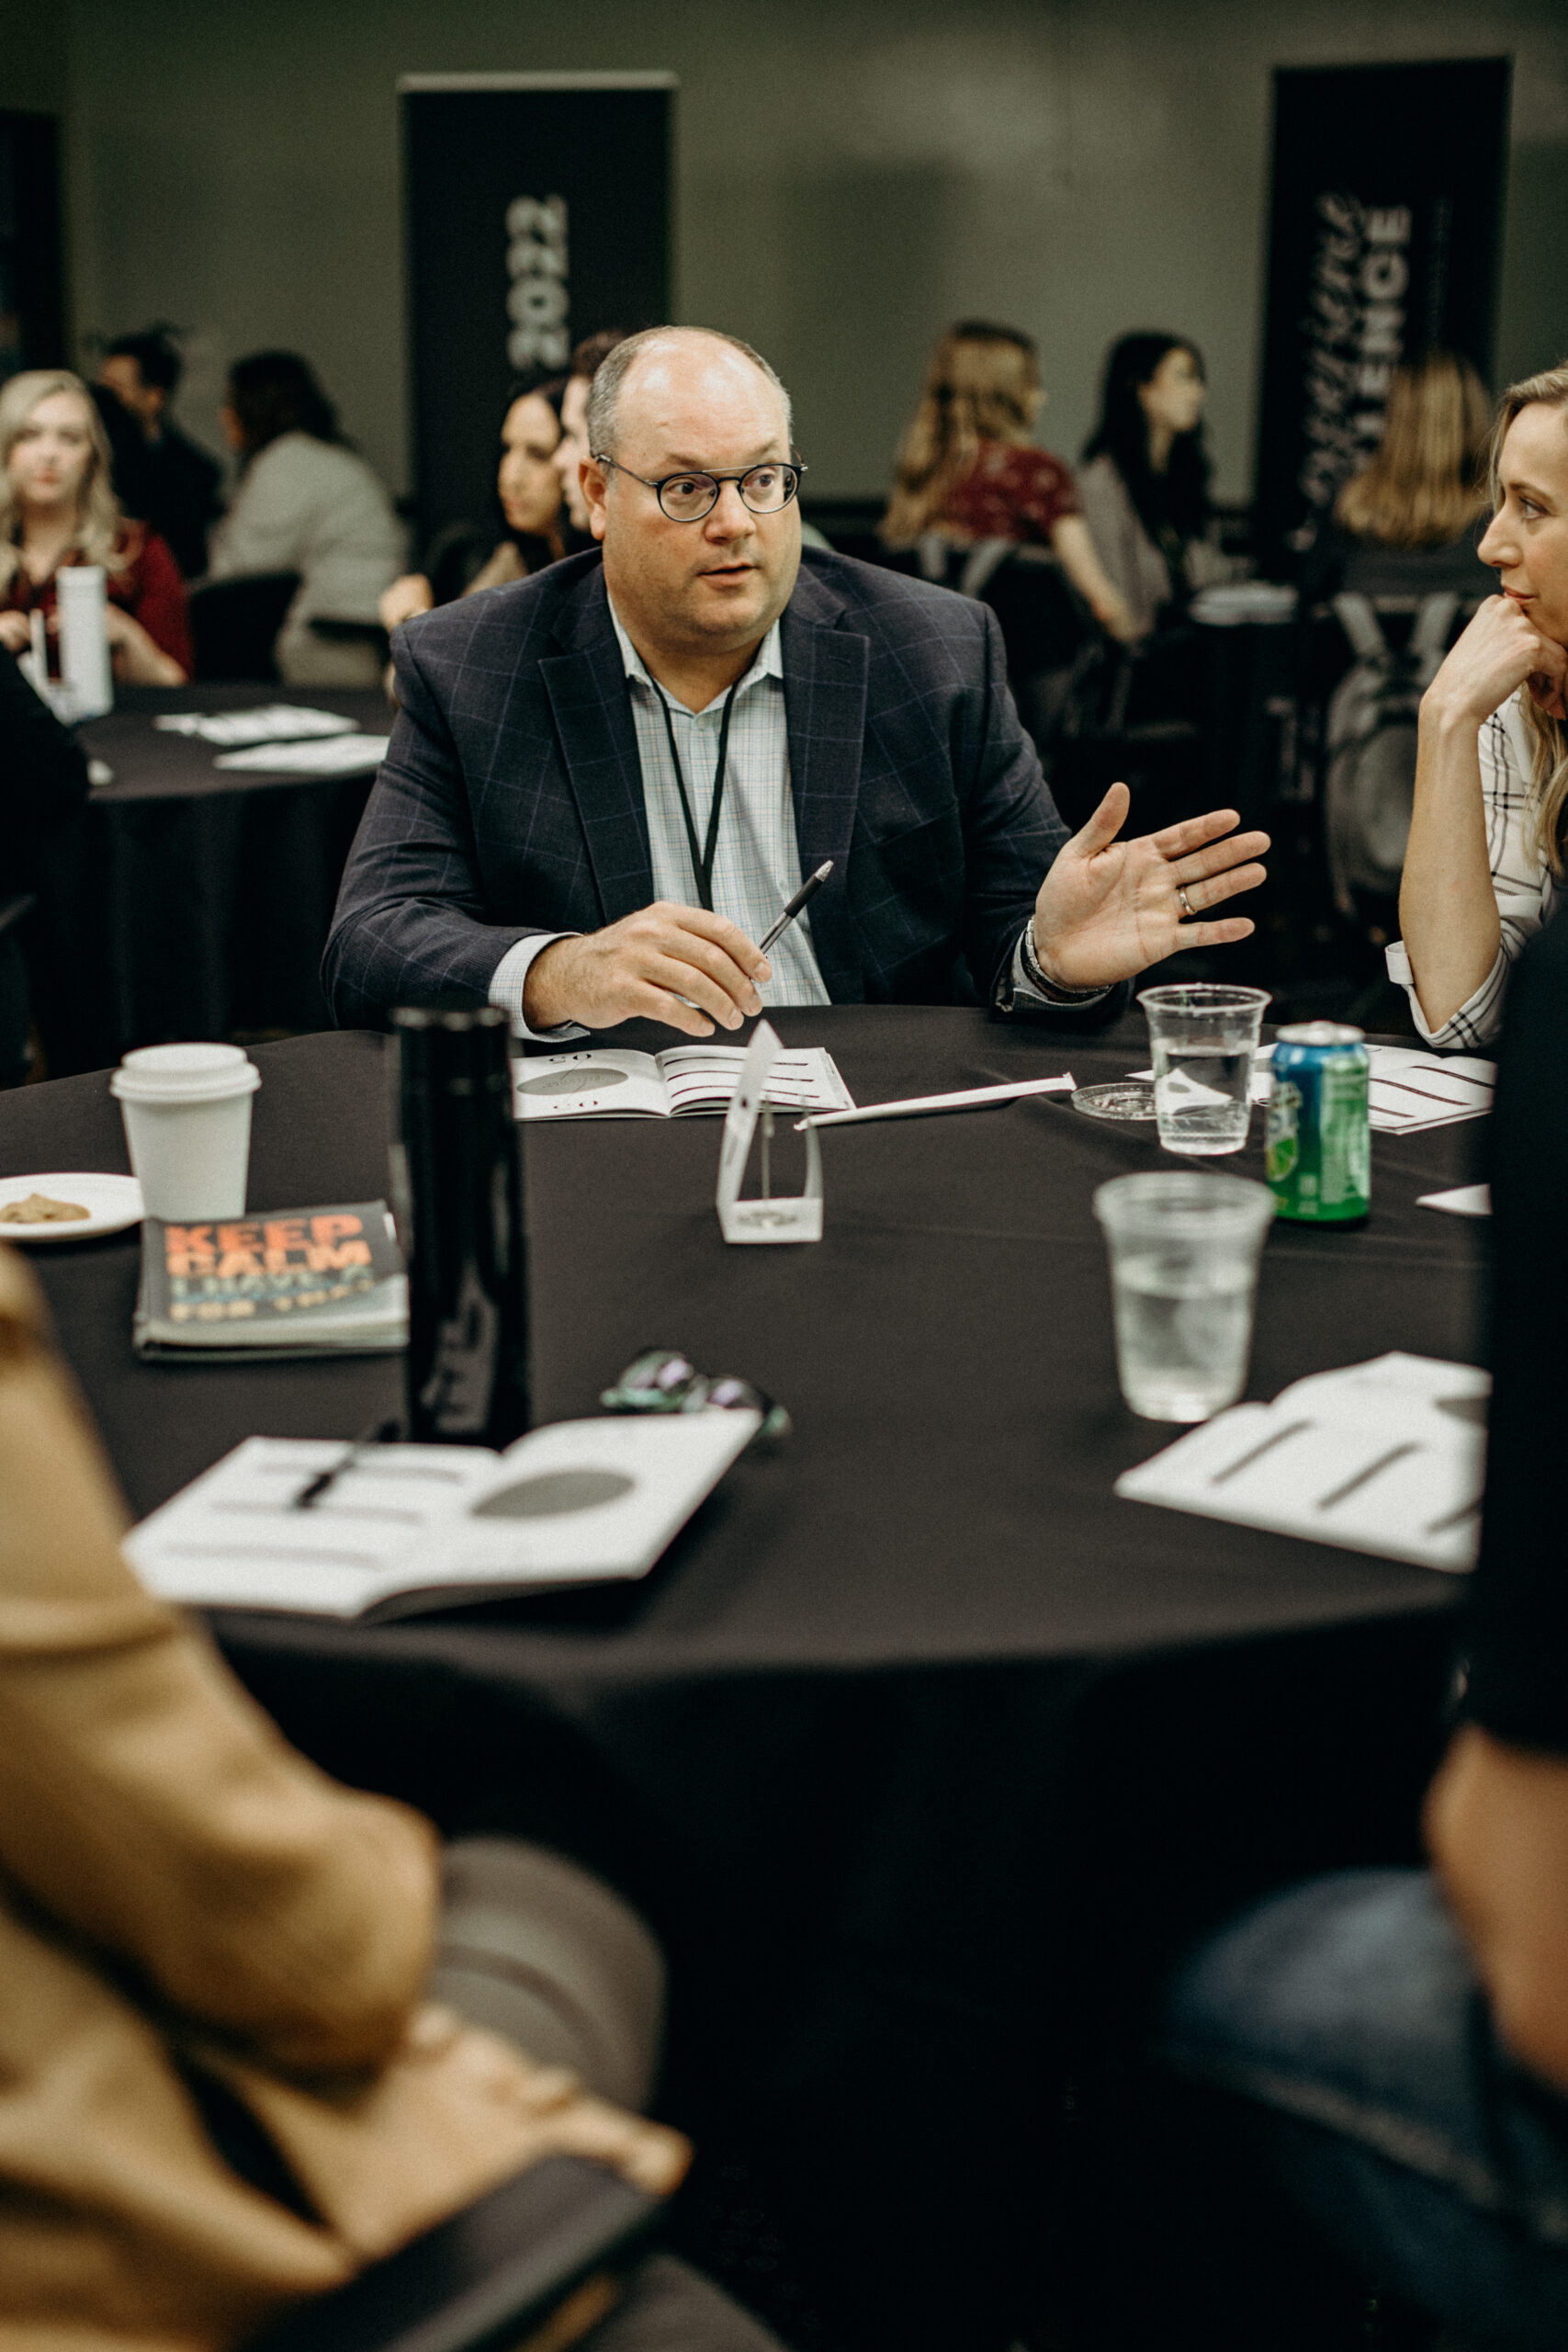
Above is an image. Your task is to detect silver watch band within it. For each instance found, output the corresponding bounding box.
[1020,919,1105,1003]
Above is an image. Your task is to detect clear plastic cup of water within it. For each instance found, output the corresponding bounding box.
[1093,1170,1275,1421]
[1138,983,1271,1156]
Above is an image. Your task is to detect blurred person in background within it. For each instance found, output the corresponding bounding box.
[1079,333,1225,639]
[0,369,190,684]
[1303,348,1495,604]
[1388,362,1568,1048]
[381,370,567,633]
[880,321,1137,642]
[556,328,628,537]
[0,643,90,1085]
[94,325,222,580]
[209,351,403,688]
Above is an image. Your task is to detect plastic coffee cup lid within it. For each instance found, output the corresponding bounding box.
[110,1043,262,1105]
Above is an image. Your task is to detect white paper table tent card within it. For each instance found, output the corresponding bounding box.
[716,1021,824,1244]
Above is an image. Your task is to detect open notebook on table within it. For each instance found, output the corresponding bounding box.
[126,1410,760,1620]
[514,1045,853,1122]
[1114,1352,1489,1574]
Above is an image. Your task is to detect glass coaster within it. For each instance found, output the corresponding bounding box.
[1072,1080,1157,1122]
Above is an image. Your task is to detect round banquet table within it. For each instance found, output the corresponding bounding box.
[29,684,387,1075]
[0,1005,1487,2351]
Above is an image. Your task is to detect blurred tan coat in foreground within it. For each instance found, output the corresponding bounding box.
[0,1244,630,2350]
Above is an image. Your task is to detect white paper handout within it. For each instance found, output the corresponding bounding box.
[214,733,390,776]
[1417,1184,1491,1217]
[514,1042,853,1122]
[155,706,359,747]
[1365,1046,1495,1133]
[716,1021,823,1243]
[126,1410,761,1620]
[1114,1351,1489,1574]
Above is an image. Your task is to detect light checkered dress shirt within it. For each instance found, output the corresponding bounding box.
[608,603,830,1010]
[1385,690,1562,1049]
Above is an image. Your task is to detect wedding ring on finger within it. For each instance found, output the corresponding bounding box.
[1177,885,1194,921]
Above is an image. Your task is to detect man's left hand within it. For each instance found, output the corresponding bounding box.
[1032,783,1269,990]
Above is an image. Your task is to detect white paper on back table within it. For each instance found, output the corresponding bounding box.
[154,705,358,747]
[214,733,390,777]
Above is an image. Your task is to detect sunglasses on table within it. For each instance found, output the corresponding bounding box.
[600,1348,792,1442]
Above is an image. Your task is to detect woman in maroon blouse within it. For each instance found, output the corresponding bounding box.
[882,321,1137,641]
[0,370,191,684]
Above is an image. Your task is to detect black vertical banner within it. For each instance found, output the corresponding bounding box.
[1254,58,1510,575]
[400,74,674,554]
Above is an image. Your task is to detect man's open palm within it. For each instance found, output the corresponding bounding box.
[1033,784,1269,991]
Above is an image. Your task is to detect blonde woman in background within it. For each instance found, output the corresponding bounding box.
[881,322,1138,641]
[1310,349,1495,603]
[1390,362,1568,1045]
[0,369,190,683]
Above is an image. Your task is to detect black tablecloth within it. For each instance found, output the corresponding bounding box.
[0,1007,1485,2349]
[30,685,386,1071]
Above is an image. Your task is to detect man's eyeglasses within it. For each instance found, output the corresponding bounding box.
[592,455,807,524]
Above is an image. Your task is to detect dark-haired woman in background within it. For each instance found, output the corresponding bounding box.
[380,373,567,635]
[208,351,403,686]
[881,321,1138,641]
[1078,334,1222,639]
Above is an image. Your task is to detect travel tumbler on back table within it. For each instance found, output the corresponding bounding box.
[391,1007,530,1445]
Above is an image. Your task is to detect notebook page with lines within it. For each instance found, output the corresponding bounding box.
[1114,1351,1488,1573]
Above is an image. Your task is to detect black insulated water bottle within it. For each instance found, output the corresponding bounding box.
[390,1006,530,1447]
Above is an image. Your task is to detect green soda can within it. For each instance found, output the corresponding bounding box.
[1265,1022,1371,1224]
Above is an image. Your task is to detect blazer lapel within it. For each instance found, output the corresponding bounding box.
[539,572,652,925]
[781,577,868,1002]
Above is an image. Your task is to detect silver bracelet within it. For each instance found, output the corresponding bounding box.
[1021,919,1104,1003]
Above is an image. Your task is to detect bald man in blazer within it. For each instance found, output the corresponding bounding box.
[325,328,1268,1040]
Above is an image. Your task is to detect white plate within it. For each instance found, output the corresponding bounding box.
[0,1172,144,1242]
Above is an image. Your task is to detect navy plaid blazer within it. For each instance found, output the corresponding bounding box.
[323,545,1088,1025]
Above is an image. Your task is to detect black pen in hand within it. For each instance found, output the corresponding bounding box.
[758,861,834,958]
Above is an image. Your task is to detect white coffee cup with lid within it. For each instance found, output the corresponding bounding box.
[109,1044,261,1221]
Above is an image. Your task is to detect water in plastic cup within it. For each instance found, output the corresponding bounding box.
[1093,1170,1275,1421]
[109,1044,261,1221]
[1138,983,1271,1157]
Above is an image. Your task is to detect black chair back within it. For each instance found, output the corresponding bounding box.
[187,571,301,684]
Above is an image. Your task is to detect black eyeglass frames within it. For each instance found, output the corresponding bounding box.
[592,455,807,524]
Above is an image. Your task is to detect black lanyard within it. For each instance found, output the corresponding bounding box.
[653,681,739,912]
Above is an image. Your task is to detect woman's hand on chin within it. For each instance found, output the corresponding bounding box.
[1424,594,1566,731]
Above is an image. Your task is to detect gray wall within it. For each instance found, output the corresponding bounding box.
[12,0,1568,508]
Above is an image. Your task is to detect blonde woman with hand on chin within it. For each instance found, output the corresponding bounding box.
[1391,364,1568,1047]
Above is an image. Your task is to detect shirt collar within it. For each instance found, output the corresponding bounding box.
[606,594,783,712]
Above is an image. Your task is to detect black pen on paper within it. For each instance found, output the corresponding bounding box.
[292,1416,401,1510]
[758,861,833,957]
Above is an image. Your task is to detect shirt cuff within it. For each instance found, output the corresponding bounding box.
[999,921,1111,1012]
[1384,937,1507,1052]
[488,934,588,1044]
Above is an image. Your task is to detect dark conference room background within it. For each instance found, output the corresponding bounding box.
[8,0,1568,521]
